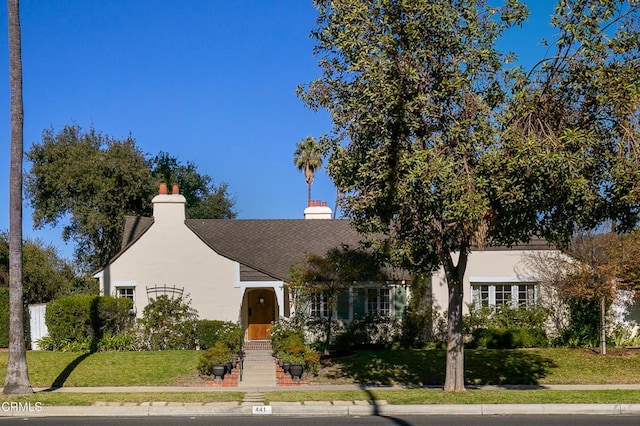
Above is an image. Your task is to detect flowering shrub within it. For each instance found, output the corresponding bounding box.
[136,295,198,350]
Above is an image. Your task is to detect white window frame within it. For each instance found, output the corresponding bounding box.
[471,282,538,309]
[366,287,391,317]
[114,281,137,312]
[116,287,135,301]
[309,291,331,319]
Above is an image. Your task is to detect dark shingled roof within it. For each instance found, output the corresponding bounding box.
[185,219,375,282]
[121,216,154,250]
[115,217,554,281]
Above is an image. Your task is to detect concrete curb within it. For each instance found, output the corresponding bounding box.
[2,403,640,417]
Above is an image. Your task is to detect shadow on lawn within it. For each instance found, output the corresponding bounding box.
[324,349,556,387]
[42,353,92,390]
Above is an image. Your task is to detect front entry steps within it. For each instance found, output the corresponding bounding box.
[238,341,276,388]
[243,340,272,351]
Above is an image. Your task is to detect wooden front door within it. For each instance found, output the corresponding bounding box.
[247,290,275,340]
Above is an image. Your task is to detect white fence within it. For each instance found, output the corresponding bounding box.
[28,304,48,350]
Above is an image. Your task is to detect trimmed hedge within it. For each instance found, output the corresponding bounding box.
[44,294,133,351]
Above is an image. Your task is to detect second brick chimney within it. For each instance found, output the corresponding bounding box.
[303,200,332,219]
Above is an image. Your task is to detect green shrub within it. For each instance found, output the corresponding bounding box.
[137,295,199,350]
[269,317,319,376]
[554,298,600,348]
[195,319,243,354]
[96,296,134,336]
[43,294,135,351]
[0,288,9,347]
[331,314,401,352]
[269,318,306,356]
[195,320,225,350]
[470,327,548,349]
[216,321,243,354]
[37,335,92,352]
[45,294,97,344]
[197,341,233,376]
[464,305,549,348]
[97,332,136,352]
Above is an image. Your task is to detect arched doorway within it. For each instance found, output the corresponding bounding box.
[246,289,276,340]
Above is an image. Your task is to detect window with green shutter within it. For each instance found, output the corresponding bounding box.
[352,287,366,319]
[337,290,350,320]
[394,286,407,318]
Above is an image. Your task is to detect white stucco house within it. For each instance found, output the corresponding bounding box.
[95,184,560,341]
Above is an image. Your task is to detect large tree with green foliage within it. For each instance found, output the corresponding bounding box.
[26,125,237,272]
[26,125,156,272]
[5,0,32,396]
[0,232,96,304]
[300,0,639,392]
[149,151,236,220]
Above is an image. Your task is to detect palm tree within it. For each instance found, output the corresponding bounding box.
[4,0,33,396]
[293,136,323,204]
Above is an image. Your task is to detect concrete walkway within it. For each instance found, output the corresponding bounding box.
[237,348,276,389]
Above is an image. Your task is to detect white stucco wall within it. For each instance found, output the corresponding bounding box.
[99,193,241,322]
[431,249,550,313]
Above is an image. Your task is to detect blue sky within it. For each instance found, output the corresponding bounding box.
[0,1,556,260]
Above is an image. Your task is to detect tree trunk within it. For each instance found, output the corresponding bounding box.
[324,311,332,356]
[307,183,312,205]
[443,250,468,392]
[600,297,606,356]
[4,0,33,396]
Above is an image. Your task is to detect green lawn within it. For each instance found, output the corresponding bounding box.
[1,389,640,406]
[264,389,640,404]
[314,347,640,386]
[0,347,638,389]
[0,351,202,387]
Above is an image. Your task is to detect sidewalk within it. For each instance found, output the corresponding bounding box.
[0,384,636,417]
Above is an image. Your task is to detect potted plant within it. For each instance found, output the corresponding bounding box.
[280,352,297,374]
[288,355,304,381]
[197,341,232,381]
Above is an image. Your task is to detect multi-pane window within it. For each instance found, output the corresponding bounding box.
[471,283,537,309]
[473,285,490,308]
[518,284,536,308]
[494,285,512,306]
[310,292,329,318]
[367,288,391,316]
[116,287,134,302]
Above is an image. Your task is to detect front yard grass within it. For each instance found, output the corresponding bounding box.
[0,392,244,406]
[264,389,640,405]
[1,390,640,406]
[0,347,638,389]
[314,347,640,386]
[0,351,202,387]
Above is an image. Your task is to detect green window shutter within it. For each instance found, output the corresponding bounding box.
[352,288,366,319]
[394,286,407,318]
[337,290,350,320]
